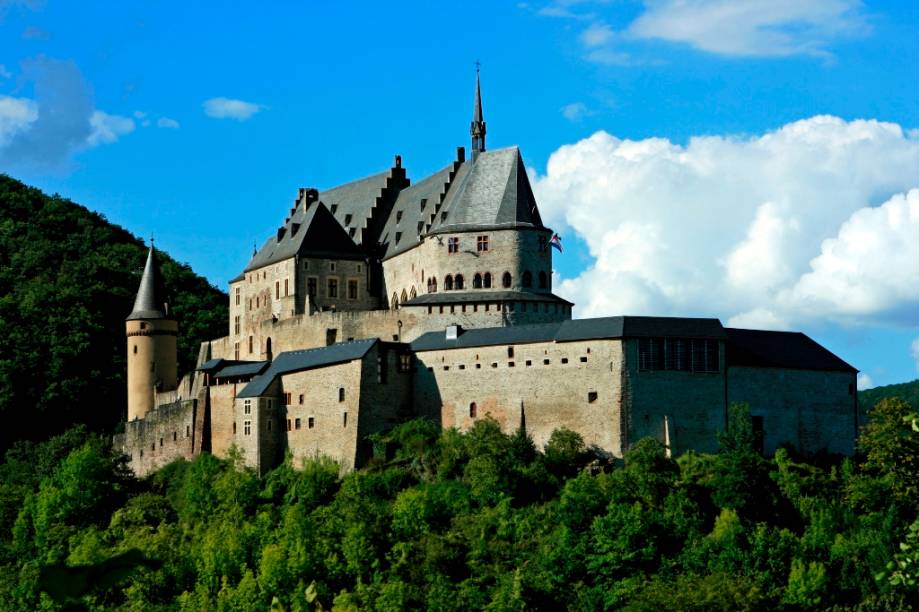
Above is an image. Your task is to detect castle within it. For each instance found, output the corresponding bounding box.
[114,74,860,476]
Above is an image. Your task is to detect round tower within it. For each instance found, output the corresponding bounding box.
[126,244,177,421]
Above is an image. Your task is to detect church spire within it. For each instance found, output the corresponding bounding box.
[470,63,486,160]
[127,244,170,320]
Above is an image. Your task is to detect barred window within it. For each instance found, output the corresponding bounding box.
[665,338,690,371]
[448,237,459,253]
[691,339,720,373]
[638,338,664,371]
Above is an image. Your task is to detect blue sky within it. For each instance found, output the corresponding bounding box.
[2,1,919,387]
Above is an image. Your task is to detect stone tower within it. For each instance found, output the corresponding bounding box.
[126,244,177,421]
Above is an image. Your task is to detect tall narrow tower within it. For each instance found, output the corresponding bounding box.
[470,65,486,160]
[126,244,177,421]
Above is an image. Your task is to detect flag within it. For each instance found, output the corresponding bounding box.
[550,233,562,253]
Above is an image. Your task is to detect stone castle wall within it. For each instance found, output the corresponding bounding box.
[413,338,623,455]
[114,397,203,476]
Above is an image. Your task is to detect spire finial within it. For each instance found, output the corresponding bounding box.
[470,63,486,160]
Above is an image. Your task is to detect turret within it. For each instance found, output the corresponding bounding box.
[126,244,177,421]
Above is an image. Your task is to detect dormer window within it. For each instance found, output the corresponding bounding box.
[420,198,427,211]
[395,232,402,243]
[417,221,424,233]
[396,211,403,223]
[441,211,448,222]
[349,228,356,238]
[344,214,352,225]
[330,204,338,214]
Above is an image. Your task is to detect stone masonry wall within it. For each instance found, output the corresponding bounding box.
[414,338,623,455]
[623,339,726,455]
[382,228,553,307]
[114,399,201,477]
[357,343,415,465]
[727,367,857,455]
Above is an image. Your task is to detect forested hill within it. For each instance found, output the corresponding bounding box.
[859,379,919,412]
[0,174,227,453]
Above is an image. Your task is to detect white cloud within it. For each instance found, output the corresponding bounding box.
[157,117,180,129]
[627,0,867,57]
[203,97,263,121]
[0,95,38,147]
[561,102,590,122]
[857,372,873,390]
[533,116,919,328]
[912,338,919,373]
[87,110,135,146]
[581,21,614,47]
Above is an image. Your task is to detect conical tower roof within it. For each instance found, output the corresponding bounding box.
[127,245,170,320]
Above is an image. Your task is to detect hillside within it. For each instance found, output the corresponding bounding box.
[0,175,227,452]
[859,379,919,413]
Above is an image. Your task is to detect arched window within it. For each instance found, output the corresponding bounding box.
[539,271,548,289]
[469,402,477,418]
[455,274,464,290]
[445,275,454,291]
[431,277,437,293]
[400,289,408,304]
[502,272,512,288]
[483,272,492,288]
[473,273,482,289]
[410,286,417,299]
[391,293,399,309]
[522,271,533,288]
[266,337,272,356]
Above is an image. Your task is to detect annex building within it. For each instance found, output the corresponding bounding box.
[114,74,860,476]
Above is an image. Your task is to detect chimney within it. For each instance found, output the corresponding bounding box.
[445,324,462,340]
[394,154,402,169]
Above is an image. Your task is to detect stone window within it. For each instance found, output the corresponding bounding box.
[133,345,137,354]
[526,360,532,367]
[427,277,438,293]
[295,418,301,430]
[267,419,272,432]
[522,271,533,288]
[234,315,240,335]
[448,237,459,253]
[588,391,598,403]
[483,272,492,288]
[173,431,177,441]
[308,417,315,429]
[234,342,240,360]
[284,392,292,405]
[391,293,399,310]
[343,412,348,427]
[304,261,310,271]
[244,399,252,415]
[469,402,477,418]
[307,277,318,297]
[507,347,514,358]
[477,235,489,252]
[398,353,412,372]
[186,425,190,437]
[299,394,304,404]
[328,278,338,298]
[284,278,289,297]
[539,271,548,289]
[275,281,280,299]
[159,437,163,447]
[330,261,336,272]
[502,272,512,288]
[445,275,454,290]
[235,287,241,305]
[244,420,251,435]
[326,328,338,345]
[233,421,237,434]
[561,358,569,364]
[543,359,550,365]
[455,274,464,290]
[339,387,345,402]
[248,336,253,354]
[287,419,291,431]
[508,362,515,367]
[473,273,482,288]
[348,279,358,300]
[428,305,433,314]
[580,356,588,363]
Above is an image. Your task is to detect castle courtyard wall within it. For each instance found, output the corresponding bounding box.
[727,366,857,455]
[114,398,201,477]
[413,338,623,455]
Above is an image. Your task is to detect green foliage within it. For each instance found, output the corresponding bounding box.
[0,174,227,453]
[2,410,918,610]
[859,378,919,412]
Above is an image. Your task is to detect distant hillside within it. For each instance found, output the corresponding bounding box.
[859,379,919,413]
[0,174,227,452]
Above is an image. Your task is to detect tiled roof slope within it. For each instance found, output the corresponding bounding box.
[410,316,726,351]
[244,201,365,272]
[725,328,856,373]
[238,339,378,398]
[430,147,544,234]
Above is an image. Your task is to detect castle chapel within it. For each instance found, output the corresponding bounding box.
[115,74,860,476]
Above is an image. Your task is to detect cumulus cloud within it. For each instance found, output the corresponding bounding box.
[580,21,613,47]
[203,97,263,121]
[157,117,180,129]
[87,111,135,146]
[532,116,919,329]
[857,372,873,390]
[0,95,38,147]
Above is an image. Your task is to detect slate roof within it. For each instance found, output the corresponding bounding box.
[238,339,378,398]
[430,147,544,235]
[127,246,171,320]
[379,164,454,259]
[725,328,856,373]
[244,201,365,272]
[410,316,726,351]
[404,290,572,306]
[321,171,392,247]
[215,361,269,378]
